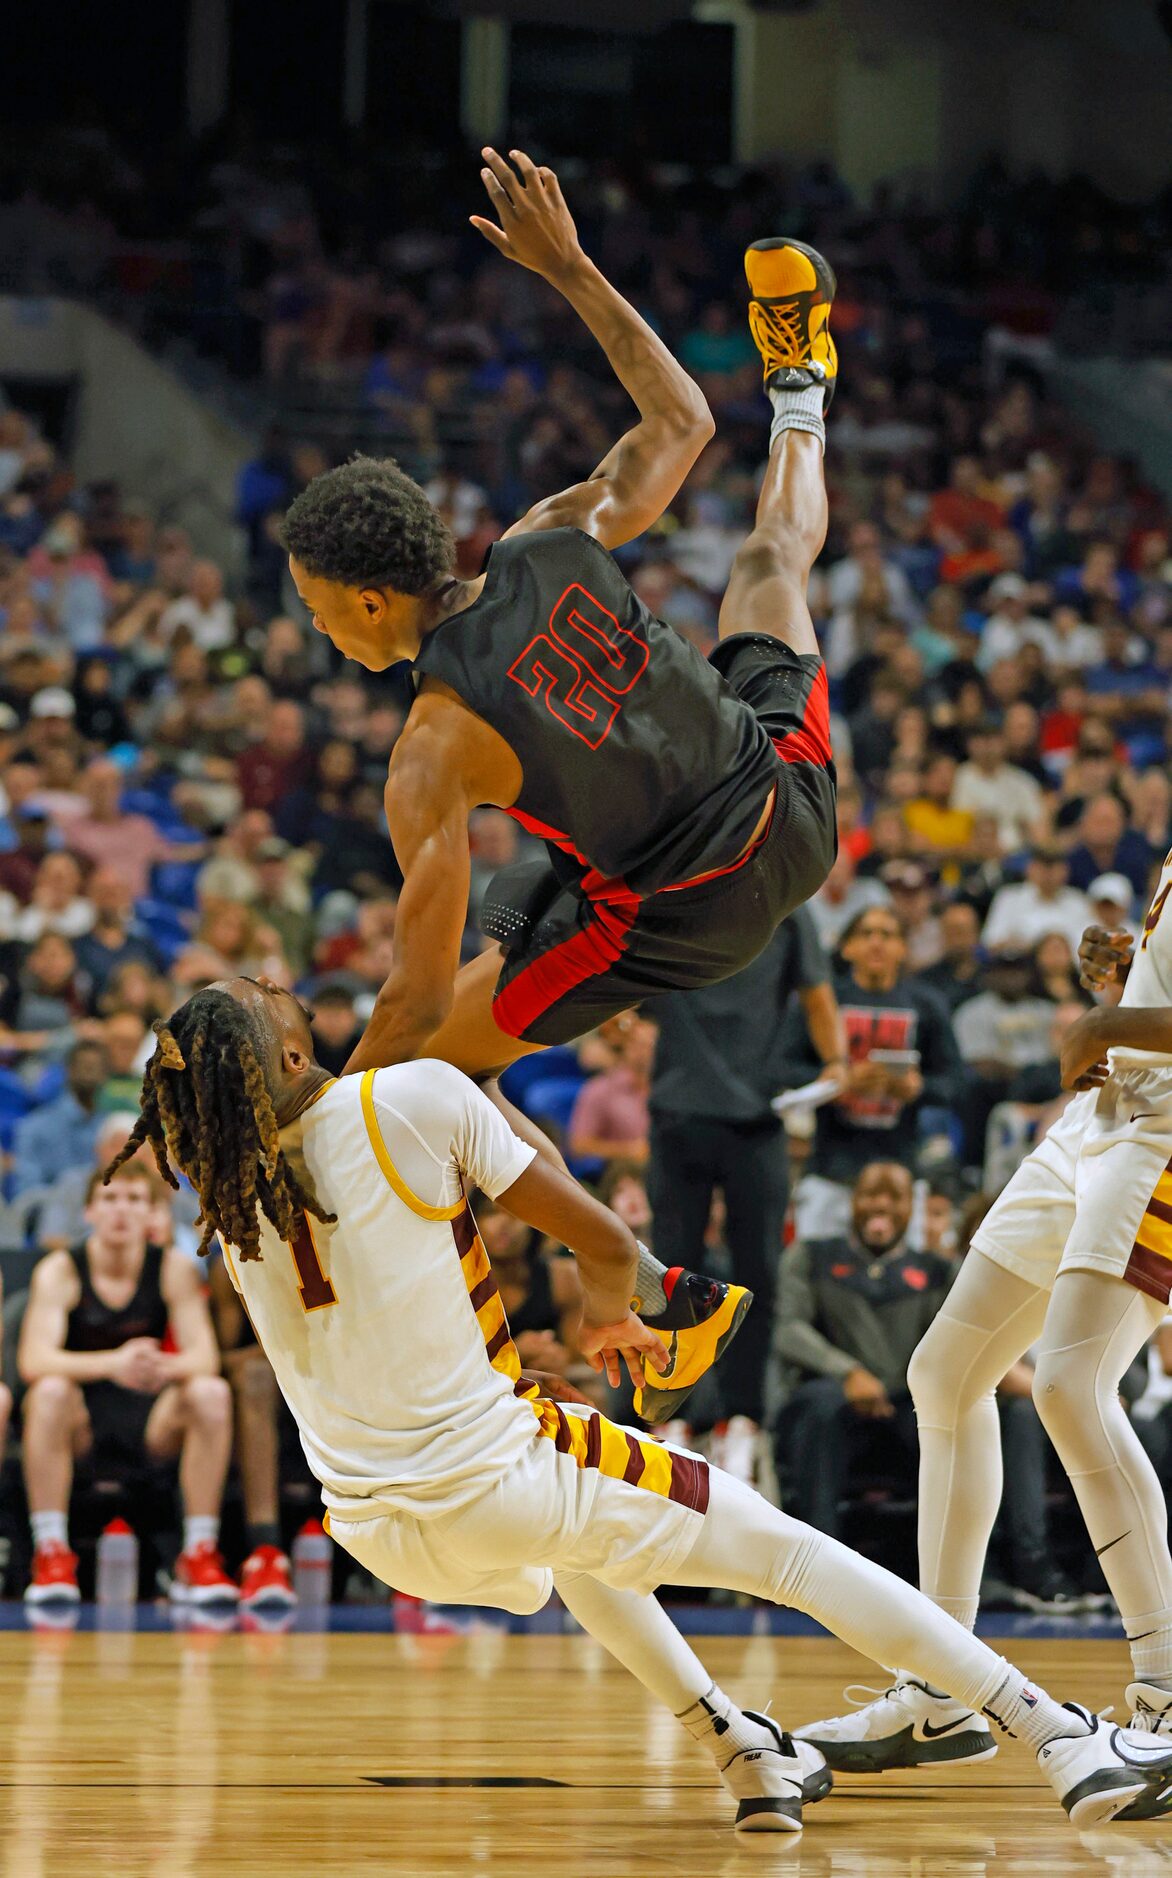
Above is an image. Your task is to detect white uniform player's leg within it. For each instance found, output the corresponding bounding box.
[552,1572,830,1830]
[908,1248,1052,1628]
[1032,1270,1172,1691]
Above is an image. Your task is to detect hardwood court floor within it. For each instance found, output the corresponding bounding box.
[0,1626,1168,1877]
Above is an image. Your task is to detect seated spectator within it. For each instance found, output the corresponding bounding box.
[208,1249,296,1610]
[808,847,890,951]
[902,752,974,872]
[11,1039,110,1195]
[0,801,52,903]
[74,866,164,994]
[11,851,94,944]
[596,1158,654,1241]
[18,1163,235,1604]
[775,1161,952,1540]
[0,1263,11,1462]
[0,931,87,1057]
[61,759,197,899]
[251,837,314,975]
[98,1010,150,1111]
[981,847,1091,955]
[567,1015,655,1169]
[173,899,286,989]
[952,951,1058,1160]
[1086,871,1137,937]
[1066,791,1154,899]
[308,981,363,1076]
[952,720,1045,851]
[159,558,237,652]
[918,899,984,1011]
[196,808,276,904]
[236,699,314,812]
[878,860,943,970]
[36,1112,144,1252]
[955,813,1012,921]
[1032,933,1087,1008]
[781,907,962,1238]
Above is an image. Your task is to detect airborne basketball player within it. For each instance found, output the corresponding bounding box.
[800,872,1172,1778]
[109,979,1172,1830]
[281,148,838,1419]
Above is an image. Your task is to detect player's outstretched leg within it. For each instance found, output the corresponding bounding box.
[717,241,837,659]
[670,1467,1172,1826]
[553,1571,830,1833]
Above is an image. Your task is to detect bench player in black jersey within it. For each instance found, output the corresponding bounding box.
[282,148,838,1418]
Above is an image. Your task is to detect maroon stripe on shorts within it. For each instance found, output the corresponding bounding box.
[622,1434,646,1487]
[668,1452,711,1514]
[584,1413,602,1472]
[552,1405,574,1454]
[1125,1242,1172,1305]
[1145,1196,1172,1230]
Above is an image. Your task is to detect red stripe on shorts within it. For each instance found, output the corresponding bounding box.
[491,868,640,1040]
[772,662,832,768]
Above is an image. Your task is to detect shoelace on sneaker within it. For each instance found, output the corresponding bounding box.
[749,298,807,367]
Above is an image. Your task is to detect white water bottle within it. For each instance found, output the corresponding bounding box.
[95,1518,139,1606]
[291,1519,332,1607]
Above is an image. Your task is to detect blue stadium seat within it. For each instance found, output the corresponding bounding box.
[522,1074,601,1184]
[134,899,193,964]
[149,859,201,910]
[499,1047,583,1112]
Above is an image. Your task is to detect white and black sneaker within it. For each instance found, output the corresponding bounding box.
[722,1710,831,1833]
[794,1674,997,1773]
[1039,1703,1172,1825]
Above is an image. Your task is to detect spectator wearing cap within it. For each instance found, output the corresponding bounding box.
[11,1038,109,1194]
[981,848,1092,956]
[976,574,1053,671]
[879,860,943,970]
[24,687,82,764]
[1067,792,1156,900]
[252,836,314,974]
[1087,872,1137,936]
[952,720,1045,851]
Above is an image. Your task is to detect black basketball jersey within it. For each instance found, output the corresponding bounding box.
[65,1244,168,1353]
[412,528,778,895]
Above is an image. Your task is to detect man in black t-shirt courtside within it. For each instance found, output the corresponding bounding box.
[280,149,840,1422]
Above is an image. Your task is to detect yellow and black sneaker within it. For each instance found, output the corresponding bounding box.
[745,238,838,408]
[633,1269,753,1426]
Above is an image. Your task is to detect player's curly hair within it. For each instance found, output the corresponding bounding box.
[280,454,455,595]
[104,989,334,1263]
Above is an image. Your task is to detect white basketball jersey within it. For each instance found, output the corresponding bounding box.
[221,1062,537,1522]
[1112,845,1172,1074]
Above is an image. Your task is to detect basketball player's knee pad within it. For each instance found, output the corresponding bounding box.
[906,1315,994,1428]
[1031,1343,1108,1467]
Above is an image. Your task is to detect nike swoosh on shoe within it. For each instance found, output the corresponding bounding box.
[920,1718,969,1739]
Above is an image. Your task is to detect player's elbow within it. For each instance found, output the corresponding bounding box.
[672,396,715,447]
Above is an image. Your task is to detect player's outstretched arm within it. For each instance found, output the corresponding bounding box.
[496,1154,668,1390]
[471,148,713,549]
[342,709,474,1075]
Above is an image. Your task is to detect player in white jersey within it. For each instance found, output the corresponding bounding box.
[801,851,1172,1781]
[107,975,1172,1829]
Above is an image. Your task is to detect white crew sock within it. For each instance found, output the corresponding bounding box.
[678,1682,782,1772]
[983,1669,1090,1751]
[632,1241,670,1316]
[31,1511,68,1550]
[183,1516,220,1552]
[932,1597,980,1632]
[768,382,825,451]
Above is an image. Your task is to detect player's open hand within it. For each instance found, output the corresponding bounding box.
[470,149,583,284]
[1059,1006,1112,1090]
[578,1307,671,1391]
[1078,924,1133,993]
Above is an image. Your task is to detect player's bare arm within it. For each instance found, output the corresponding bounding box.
[1060,1004,1172,1090]
[471,148,714,549]
[342,695,488,1074]
[495,1151,668,1390]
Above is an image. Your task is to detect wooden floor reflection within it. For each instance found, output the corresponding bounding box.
[0,1627,1169,1876]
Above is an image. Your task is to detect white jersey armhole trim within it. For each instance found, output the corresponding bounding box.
[359,1068,465,1221]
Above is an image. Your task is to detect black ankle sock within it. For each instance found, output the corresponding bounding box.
[248,1521,282,1552]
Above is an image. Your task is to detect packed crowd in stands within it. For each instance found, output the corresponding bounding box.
[1,130,1171,1620]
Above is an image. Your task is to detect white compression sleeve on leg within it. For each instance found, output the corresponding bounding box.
[672,1469,1018,1718]
[908,1249,1051,1627]
[553,1572,711,1712]
[1032,1269,1172,1681]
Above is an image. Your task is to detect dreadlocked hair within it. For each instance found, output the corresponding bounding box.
[104,989,335,1263]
